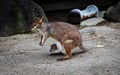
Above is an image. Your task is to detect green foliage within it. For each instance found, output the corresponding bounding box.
[43,17,49,22]
[4,25,14,35]
[16,8,27,33]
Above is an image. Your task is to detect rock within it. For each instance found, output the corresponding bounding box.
[105,1,120,22]
[0,0,48,36]
[80,18,105,27]
[96,11,106,18]
[79,27,96,35]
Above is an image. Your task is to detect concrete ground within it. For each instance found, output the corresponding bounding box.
[0,22,120,75]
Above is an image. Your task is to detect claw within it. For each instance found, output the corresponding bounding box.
[39,42,44,46]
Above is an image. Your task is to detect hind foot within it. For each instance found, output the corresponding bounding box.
[57,55,71,61]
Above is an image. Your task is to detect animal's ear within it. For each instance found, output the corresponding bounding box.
[39,16,44,24]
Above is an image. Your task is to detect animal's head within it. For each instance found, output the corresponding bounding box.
[50,44,58,52]
[31,17,44,31]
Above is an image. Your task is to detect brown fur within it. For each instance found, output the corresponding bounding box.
[31,17,86,61]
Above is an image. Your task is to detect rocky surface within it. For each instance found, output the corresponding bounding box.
[105,1,120,22]
[0,22,120,75]
[80,18,105,27]
[0,0,47,36]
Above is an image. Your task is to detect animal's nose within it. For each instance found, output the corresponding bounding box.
[31,27,35,31]
[31,28,34,32]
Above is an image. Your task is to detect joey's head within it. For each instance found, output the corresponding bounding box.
[50,44,58,52]
[31,17,44,31]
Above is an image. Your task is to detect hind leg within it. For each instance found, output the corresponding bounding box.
[57,45,72,61]
[64,47,72,59]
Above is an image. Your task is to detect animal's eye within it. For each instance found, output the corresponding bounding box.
[33,24,36,27]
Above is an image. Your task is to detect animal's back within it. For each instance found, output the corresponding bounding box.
[52,22,78,31]
[49,22,79,41]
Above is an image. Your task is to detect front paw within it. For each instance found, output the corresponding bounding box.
[39,42,44,46]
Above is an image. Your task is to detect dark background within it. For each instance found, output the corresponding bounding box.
[0,0,119,36]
